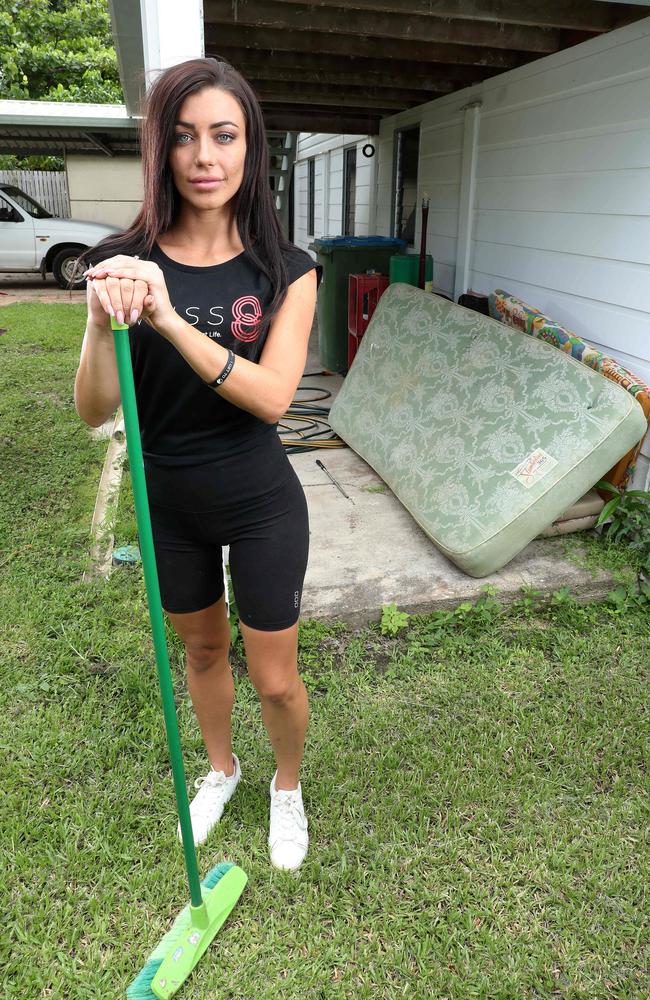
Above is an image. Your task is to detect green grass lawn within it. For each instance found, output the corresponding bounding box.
[1,303,648,999]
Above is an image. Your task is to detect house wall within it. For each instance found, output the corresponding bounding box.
[66,155,142,228]
[293,134,378,249]
[376,16,650,487]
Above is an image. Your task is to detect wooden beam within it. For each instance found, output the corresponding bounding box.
[204,0,561,52]
[262,107,382,132]
[82,132,115,157]
[244,66,460,93]
[253,82,446,108]
[205,25,528,68]
[235,0,645,32]
[207,46,507,84]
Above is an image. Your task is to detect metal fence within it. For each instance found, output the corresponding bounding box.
[0,170,70,218]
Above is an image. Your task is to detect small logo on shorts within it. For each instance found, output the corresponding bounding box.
[294,590,300,608]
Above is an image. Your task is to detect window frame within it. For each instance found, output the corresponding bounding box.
[342,145,357,237]
[307,157,315,237]
[390,124,420,246]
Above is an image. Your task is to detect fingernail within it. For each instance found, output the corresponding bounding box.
[108,304,115,316]
[130,309,139,323]
[116,310,124,325]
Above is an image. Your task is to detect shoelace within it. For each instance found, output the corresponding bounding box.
[273,793,306,838]
[194,770,229,791]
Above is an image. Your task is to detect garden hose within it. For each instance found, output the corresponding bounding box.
[279,373,347,454]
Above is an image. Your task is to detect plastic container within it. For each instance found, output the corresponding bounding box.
[389,252,433,291]
[112,543,141,567]
[309,236,406,373]
[347,272,389,367]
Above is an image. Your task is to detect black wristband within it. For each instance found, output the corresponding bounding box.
[206,349,235,388]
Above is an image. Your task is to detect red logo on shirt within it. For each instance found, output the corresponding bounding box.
[232,295,262,342]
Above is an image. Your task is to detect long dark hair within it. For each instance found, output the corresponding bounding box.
[78,57,293,337]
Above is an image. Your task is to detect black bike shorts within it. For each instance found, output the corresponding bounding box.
[143,432,310,630]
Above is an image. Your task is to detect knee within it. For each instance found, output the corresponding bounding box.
[186,640,230,674]
[254,672,300,705]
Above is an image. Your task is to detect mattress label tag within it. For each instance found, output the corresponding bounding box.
[510,448,558,488]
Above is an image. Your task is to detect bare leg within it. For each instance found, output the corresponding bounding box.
[239,620,309,790]
[167,594,235,776]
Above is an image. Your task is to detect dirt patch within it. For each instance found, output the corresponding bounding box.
[34,390,66,407]
[0,277,86,307]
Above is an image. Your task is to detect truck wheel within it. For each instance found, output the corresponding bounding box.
[52,248,86,289]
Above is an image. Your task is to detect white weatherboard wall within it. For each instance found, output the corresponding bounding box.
[376,16,650,489]
[294,134,378,249]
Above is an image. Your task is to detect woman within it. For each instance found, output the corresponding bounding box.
[74,57,322,872]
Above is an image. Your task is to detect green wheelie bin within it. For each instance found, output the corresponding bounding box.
[308,236,406,374]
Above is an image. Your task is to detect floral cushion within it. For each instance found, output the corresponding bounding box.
[489,289,650,491]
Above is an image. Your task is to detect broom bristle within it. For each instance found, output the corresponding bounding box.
[126,958,161,999]
[126,861,234,998]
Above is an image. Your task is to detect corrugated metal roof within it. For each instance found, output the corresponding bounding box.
[0,100,140,156]
[0,100,136,125]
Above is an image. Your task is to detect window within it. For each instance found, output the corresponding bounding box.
[2,185,51,219]
[391,126,420,247]
[0,195,20,222]
[343,146,357,237]
[307,158,315,237]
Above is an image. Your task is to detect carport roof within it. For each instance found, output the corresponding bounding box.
[0,100,140,157]
[2,1,649,150]
[200,0,650,133]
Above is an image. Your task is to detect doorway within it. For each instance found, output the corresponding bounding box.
[343,146,357,236]
[391,125,420,247]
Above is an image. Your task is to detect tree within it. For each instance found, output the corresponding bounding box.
[0,0,123,169]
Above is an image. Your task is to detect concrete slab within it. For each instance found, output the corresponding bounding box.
[292,324,614,625]
[293,445,613,626]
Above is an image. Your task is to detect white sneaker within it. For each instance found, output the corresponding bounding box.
[178,753,241,847]
[268,770,309,871]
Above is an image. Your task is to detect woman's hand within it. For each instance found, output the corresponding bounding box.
[84,255,175,334]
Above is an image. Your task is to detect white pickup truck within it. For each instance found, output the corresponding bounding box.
[0,184,120,289]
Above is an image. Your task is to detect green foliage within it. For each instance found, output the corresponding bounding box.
[0,153,64,171]
[595,479,650,605]
[380,601,410,635]
[0,0,121,101]
[511,582,544,617]
[0,0,122,169]
[595,481,650,559]
[401,585,500,656]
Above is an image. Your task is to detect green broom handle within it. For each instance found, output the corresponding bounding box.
[111,320,203,909]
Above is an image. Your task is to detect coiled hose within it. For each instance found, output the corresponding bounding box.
[278,370,347,455]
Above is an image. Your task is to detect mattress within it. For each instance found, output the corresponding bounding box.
[328,284,647,577]
[489,288,650,492]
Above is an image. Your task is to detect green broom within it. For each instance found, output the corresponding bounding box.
[110,318,247,999]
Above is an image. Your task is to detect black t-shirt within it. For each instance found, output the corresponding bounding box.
[128,241,322,464]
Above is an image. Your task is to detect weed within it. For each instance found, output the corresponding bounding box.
[511,582,544,617]
[380,602,410,635]
[595,479,650,605]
